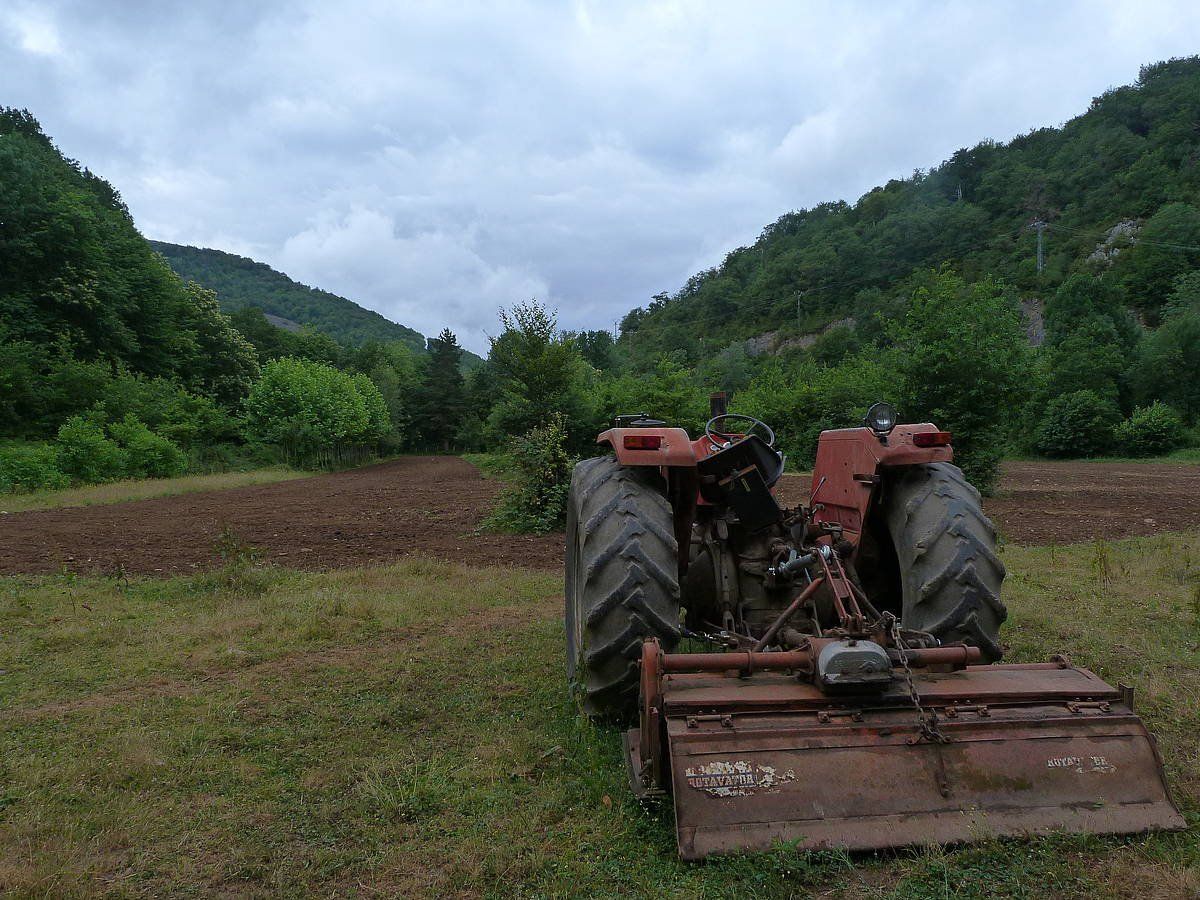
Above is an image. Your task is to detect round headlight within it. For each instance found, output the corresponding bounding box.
[865,401,897,434]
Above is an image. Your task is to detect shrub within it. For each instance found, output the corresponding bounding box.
[96,374,233,449]
[1113,402,1186,457]
[734,353,895,470]
[892,271,1031,494]
[599,355,710,436]
[243,358,391,466]
[0,443,69,493]
[1034,390,1122,458]
[486,414,576,533]
[55,416,128,482]
[108,415,188,478]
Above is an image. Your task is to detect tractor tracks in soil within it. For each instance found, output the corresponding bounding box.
[0,456,1197,578]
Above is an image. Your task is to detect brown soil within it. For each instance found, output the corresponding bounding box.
[1,457,1197,577]
[779,460,1200,546]
[983,459,1200,545]
[0,456,561,576]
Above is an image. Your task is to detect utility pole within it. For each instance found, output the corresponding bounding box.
[795,289,808,329]
[1030,219,1047,274]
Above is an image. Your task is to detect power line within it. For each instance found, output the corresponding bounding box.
[1045,220,1200,253]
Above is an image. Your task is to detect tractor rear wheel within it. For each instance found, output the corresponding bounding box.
[882,462,1007,661]
[565,456,681,720]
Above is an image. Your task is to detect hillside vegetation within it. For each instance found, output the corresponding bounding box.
[620,57,1200,358]
[0,108,481,494]
[4,59,1200,512]
[151,241,427,351]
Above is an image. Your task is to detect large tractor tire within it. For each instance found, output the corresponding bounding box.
[565,456,681,720]
[882,462,1007,661]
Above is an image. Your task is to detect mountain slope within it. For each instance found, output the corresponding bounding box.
[152,241,426,351]
[620,57,1200,361]
[0,108,258,406]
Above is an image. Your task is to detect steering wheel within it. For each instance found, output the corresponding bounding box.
[704,413,776,450]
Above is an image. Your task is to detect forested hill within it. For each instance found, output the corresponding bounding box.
[620,57,1200,362]
[151,241,426,351]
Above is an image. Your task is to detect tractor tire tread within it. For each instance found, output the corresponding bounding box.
[884,462,1007,661]
[565,457,681,721]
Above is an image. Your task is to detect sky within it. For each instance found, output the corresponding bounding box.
[3,1,1200,352]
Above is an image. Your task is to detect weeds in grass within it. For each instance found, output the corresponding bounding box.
[1092,538,1114,595]
[354,759,448,823]
[2,543,1196,897]
[195,525,273,596]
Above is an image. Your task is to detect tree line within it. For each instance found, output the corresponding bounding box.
[4,55,1200,527]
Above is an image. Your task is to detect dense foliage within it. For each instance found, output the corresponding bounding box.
[485,414,577,533]
[0,110,259,402]
[243,359,391,466]
[618,58,1200,361]
[4,59,1200,514]
[151,241,427,351]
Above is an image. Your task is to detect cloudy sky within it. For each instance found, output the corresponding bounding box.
[4,1,1200,351]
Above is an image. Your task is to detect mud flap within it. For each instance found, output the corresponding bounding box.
[632,664,1185,860]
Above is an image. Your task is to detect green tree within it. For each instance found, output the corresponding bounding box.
[734,354,895,469]
[1131,310,1200,421]
[55,416,128,483]
[1034,390,1121,458]
[1120,202,1200,322]
[485,302,595,448]
[891,271,1031,491]
[1043,275,1138,351]
[1163,271,1200,319]
[574,329,617,370]
[599,355,709,433]
[1114,402,1185,456]
[418,329,466,450]
[243,358,389,465]
[108,415,187,478]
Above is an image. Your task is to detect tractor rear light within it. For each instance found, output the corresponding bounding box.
[913,431,952,447]
[624,434,662,450]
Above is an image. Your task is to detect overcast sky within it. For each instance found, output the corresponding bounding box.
[4,1,1200,352]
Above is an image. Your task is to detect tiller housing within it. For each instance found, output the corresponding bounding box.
[565,398,1184,858]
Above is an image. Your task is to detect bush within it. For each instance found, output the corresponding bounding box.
[243,358,391,466]
[0,443,69,493]
[486,414,576,533]
[1113,402,1186,457]
[108,415,188,478]
[96,374,233,449]
[1034,390,1122,458]
[734,353,895,470]
[55,416,128,482]
[892,271,1031,494]
[599,355,710,436]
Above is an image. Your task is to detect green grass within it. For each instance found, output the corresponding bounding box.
[1005,447,1200,465]
[1,538,1197,897]
[461,451,518,482]
[0,467,308,514]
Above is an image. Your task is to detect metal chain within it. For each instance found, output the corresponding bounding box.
[887,614,950,745]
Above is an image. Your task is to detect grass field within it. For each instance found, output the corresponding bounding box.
[0,468,307,514]
[1,535,1197,897]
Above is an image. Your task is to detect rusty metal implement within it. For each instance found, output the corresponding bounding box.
[626,642,1185,860]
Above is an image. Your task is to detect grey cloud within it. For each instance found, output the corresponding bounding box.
[3,1,1200,351]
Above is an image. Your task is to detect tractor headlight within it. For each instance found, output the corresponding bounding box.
[865,401,897,435]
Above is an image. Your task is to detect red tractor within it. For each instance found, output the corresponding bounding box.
[564,397,1182,859]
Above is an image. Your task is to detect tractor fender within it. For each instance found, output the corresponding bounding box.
[810,424,952,542]
[597,427,698,467]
